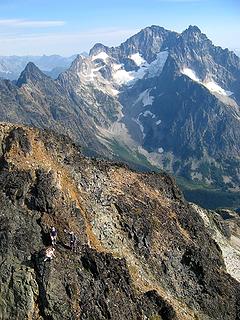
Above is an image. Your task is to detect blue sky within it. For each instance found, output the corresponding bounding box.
[0,0,239,56]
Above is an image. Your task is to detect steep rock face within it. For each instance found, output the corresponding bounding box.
[170,26,240,104]
[0,123,239,320]
[58,55,121,128]
[121,69,240,187]
[17,62,51,86]
[90,25,177,63]
[192,204,240,282]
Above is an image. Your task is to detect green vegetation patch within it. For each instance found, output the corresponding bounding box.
[109,139,159,172]
[177,176,240,210]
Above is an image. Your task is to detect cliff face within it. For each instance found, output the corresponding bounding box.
[191,204,240,282]
[0,123,239,320]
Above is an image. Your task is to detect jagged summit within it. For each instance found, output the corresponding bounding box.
[89,43,109,56]
[68,54,85,72]
[24,61,39,71]
[180,25,209,44]
[184,25,202,34]
[89,25,176,63]
[17,62,49,86]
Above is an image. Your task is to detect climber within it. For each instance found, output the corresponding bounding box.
[50,226,57,246]
[69,231,77,252]
[64,229,77,252]
[43,246,56,262]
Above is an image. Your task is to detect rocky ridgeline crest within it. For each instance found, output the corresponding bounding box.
[0,123,239,319]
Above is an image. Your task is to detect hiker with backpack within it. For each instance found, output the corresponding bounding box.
[43,246,56,262]
[50,226,57,246]
[64,229,77,252]
[69,231,77,252]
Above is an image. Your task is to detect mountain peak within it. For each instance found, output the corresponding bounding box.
[24,62,42,74]
[146,25,168,32]
[68,54,85,72]
[184,25,202,34]
[89,43,109,57]
[17,62,48,87]
[180,25,208,44]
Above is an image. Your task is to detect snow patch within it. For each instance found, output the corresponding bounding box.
[112,63,121,71]
[113,69,135,85]
[148,51,169,77]
[132,117,145,139]
[137,89,154,106]
[158,147,164,153]
[79,66,102,82]
[182,68,200,82]
[111,88,120,96]
[143,110,156,118]
[131,65,148,83]
[204,81,232,96]
[129,53,146,66]
[182,68,233,97]
[92,52,109,63]
[113,51,168,86]
[113,66,146,85]
[156,120,162,125]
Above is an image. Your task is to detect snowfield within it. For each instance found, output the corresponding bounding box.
[182,67,233,97]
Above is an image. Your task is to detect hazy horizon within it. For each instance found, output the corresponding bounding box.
[0,0,239,56]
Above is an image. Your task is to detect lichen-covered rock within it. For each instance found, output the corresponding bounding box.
[192,203,240,283]
[0,124,239,320]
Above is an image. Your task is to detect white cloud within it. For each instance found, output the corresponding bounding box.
[0,19,65,28]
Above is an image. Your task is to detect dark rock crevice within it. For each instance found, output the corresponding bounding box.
[32,251,51,320]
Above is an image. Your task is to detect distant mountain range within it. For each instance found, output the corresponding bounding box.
[0,25,239,208]
[0,54,80,80]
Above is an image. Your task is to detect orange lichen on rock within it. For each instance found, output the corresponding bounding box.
[3,126,105,252]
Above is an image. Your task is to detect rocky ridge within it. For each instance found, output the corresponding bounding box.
[0,123,239,320]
